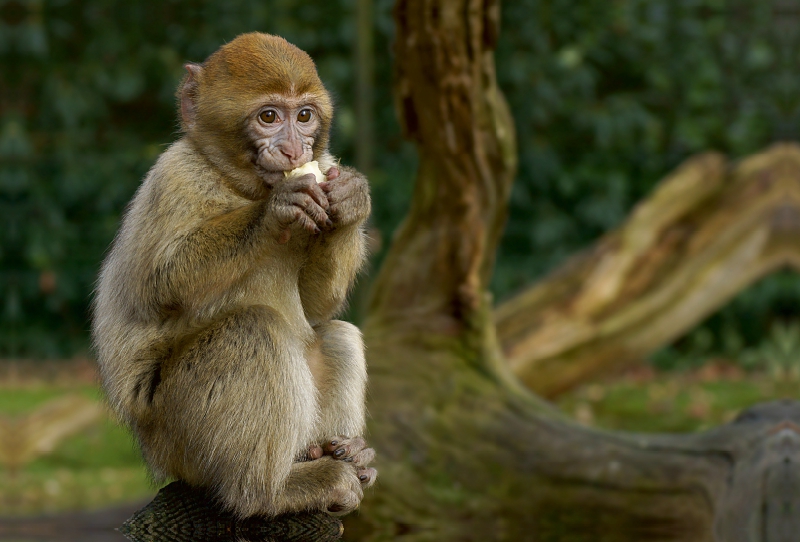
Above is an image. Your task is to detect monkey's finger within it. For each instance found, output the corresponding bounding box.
[286,173,329,210]
[299,203,330,230]
[323,437,346,453]
[319,170,348,194]
[357,467,377,488]
[273,204,320,235]
[295,212,321,234]
[326,166,340,181]
[319,178,341,194]
[281,193,329,229]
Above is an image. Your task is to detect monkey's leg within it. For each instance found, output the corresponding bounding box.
[307,320,377,489]
[138,306,361,518]
[310,320,367,441]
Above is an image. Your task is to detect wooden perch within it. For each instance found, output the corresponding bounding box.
[120,481,343,542]
[496,144,800,397]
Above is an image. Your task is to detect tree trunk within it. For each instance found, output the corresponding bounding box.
[497,144,800,397]
[345,1,800,540]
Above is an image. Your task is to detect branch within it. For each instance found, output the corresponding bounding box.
[497,144,800,396]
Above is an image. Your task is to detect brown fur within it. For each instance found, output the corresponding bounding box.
[92,33,375,518]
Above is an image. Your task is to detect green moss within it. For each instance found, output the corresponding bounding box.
[557,369,799,433]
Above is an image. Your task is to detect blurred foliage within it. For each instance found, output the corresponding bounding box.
[494,0,800,361]
[496,0,796,291]
[1,0,798,358]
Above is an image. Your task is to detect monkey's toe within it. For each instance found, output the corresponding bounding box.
[306,444,324,460]
[350,446,375,467]
[325,436,367,460]
[357,467,377,488]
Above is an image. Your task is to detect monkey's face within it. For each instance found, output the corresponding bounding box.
[178,33,334,197]
[246,94,321,187]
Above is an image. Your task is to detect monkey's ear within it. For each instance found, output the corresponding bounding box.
[180,63,203,129]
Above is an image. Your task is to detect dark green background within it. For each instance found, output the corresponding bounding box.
[2,0,798,366]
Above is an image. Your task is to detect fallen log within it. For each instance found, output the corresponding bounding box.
[497,144,800,397]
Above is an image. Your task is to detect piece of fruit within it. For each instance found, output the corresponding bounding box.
[284,160,324,184]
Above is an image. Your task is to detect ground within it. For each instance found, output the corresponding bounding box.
[0,359,155,517]
[556,359,800,432]
[1,356,798,518]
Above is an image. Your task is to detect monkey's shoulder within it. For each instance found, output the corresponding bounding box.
[133,140,244,223]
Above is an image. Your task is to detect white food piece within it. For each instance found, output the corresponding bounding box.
[284,160,324,184]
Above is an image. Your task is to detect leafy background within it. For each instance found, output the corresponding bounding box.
[2,0,798,368]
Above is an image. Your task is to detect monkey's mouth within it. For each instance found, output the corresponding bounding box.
[252,149,309,188]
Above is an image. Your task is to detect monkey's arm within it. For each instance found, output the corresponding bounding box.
[298,167,371,323]
[147,175,329,313]
[147,201,271,310]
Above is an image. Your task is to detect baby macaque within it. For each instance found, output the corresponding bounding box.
[92,32,376,518]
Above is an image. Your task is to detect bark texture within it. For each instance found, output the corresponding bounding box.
[346,1,800,540]
[368,0,516,337]
[497,144,800,397]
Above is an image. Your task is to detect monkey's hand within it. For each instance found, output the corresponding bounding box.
[323,437,377,490]
[319,167,371,228]
[266,173,331,244]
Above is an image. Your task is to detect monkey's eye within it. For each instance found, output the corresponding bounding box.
[259,110,277,124]
[297,109,313,123]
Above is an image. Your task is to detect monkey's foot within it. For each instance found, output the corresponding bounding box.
[323,436,377,488]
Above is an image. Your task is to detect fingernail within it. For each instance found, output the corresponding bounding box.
[326,219,333,228]
[359,475,368,482]
[335,448,345,458]
[344,457,353,463]
[330,440,338,446]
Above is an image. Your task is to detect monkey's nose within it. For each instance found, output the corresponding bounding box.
[279,142,304,164]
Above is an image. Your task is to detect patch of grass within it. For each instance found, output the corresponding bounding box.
[4,466,153,516]
[0,385,155,516]
[27,419,145,472]
[557,362,800,433]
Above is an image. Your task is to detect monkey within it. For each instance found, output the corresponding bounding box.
[91,33,376,519]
